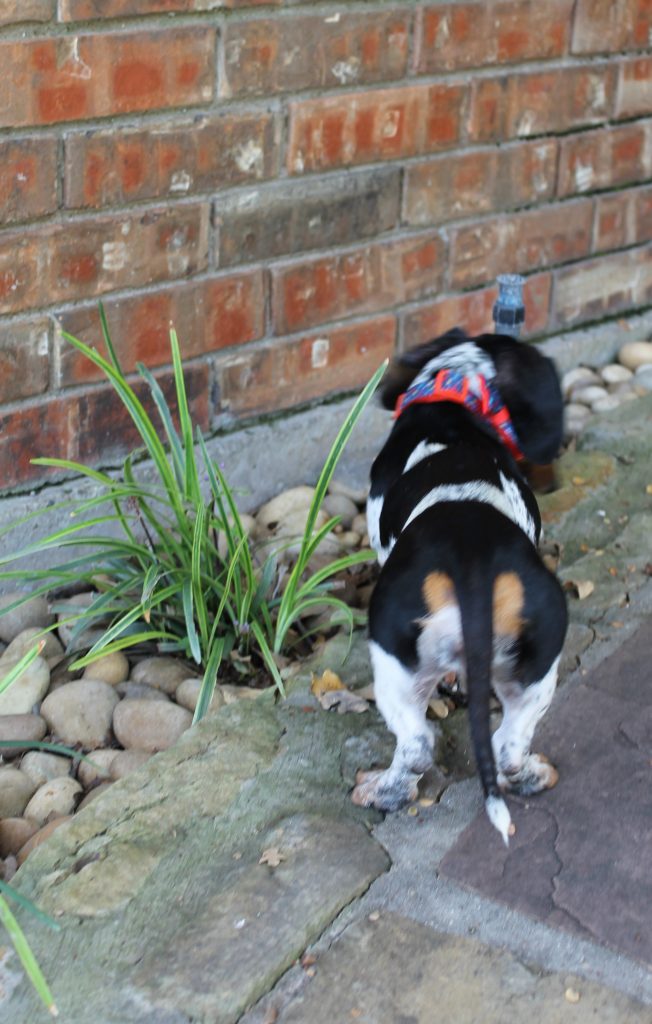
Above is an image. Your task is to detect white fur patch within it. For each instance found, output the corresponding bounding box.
[366,494,384,555]
[403,441,447,473]
[498,471,537,543]
[402,477,536,544]
[485,795,512,846]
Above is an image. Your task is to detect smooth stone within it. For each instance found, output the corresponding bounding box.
[113,699,192,752]
[6,626,64,668]
[352,512,367,536]
[20,750,71,787]
[0,817,39,857]
[565,402,592,420]
[0,594,54,645]
[217,513,257,560]
[77,748,117,788]
[174,677,225,714]
[115,681,170,702]
[328,478,368,505]
[323,493,359,529]
[0,641,50,716]
[82,651,129,685]
[0,713,46,757]
[131,657,197,696]
[23,776,83,825]
[256,486,316,530]
[16,816,72,866]
[600,363,633,386]
[0,767,37,817]
[633,366,652,392]
[571,385,608,406]
[77,782,113,811]
[618,340,652,371]
[592,394,626,413]
[338,529,362,548]
[55,592,107,649]
[561,366,601,396]
[41,680,119,749]
[109,749,152,780]
[220,684,263,705]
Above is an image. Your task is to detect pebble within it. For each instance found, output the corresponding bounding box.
[82,651,129,686]
[561,366,601,397]
[217,513,257,560]
[0,594,54,645]
[17,816,72,866]
[570,385,608,407]
[0,713,47,757]
[323,494,358,529]
[352,512,368,536]
[256,486,316,531]
[618,340,652,371]
[20,750,71,787]
[0,642,50,716]
[41,680,119,749]
[109,749,151,780]
[77,782,113,811]
[131,657,197,696]
[592,394,625,414]
[0,817,39,857]
[633,366,652,392]
[115,681,170,702]
[338,530,361,549]
[328,479,368,505]
[23,776,83,825]
[55,592,107,649]
[220,685,262,705]
[7,626,64,668]
[113,699,192,752]
[174,677,225,714]
[599,363,633,386]
[0,767,37,817]
[77,748,117,788]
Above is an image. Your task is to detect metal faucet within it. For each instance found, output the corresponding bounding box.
[493,274,525,338]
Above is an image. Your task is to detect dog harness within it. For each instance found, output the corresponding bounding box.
[394,367,525,461]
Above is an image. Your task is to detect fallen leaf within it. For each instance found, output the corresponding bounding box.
[259,847,284,868]
[608,567,619,577]
[565,987,581,1004]
[310,669,346,698]
[318,688,369,714]
[611,621,624,628]
[428,697,449,719]
[418,797,434,807]
[563,580,595,600]
[301,953,317,969]
[407,806,419,817]
[646,485,652,495]
[262,1007,279,1024]
[579,543,590,553]
[571,476,586,486]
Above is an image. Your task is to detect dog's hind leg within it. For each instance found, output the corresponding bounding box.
[492,656,560,795]
[351,642,434,811]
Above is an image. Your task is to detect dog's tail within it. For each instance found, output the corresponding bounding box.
[455,568,513,846]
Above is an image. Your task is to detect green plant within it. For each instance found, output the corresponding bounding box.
[0,312,386,723]
[0,885,59,1017]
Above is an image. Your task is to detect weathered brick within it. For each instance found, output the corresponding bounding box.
[468,66,615,143]
[59,0,272,15]
[222,11,409,97]
[64,113,278,209]
[56,271,265,386]
[0,0,53,24]
[0,204,209,315]
[404,140,557,226]
[615,57,652,119]
[215,169,400,267]
[401,274,551,347]
[217,316,396,417]
[415,1,571,73]
[272,234,446,335]
[450,202,593,289]
[288,83,466,174]
[0,137,58,224]
[594,185,652,252]
[554,245,652,327]
[0,318,49,403]
[0,364,210,490]
[1,28,215,129]
[572,0,652,54]
[558,122,652,197]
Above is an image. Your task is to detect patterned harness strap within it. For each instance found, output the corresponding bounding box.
[394,368,524,462]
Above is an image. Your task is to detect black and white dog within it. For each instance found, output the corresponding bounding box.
[353,328,568,844]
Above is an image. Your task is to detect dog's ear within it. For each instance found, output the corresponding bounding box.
[481,334,564,464]
[380,328,469,410]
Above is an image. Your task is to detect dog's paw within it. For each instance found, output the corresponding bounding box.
[351,769,419,811]
[498,753,558,795]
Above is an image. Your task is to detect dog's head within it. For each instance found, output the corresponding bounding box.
[382,329,564,476]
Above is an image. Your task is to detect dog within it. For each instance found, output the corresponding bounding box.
[352,328,568,844]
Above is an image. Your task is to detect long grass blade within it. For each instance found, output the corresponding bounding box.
[0,641,44,697]
[0,894,58,1016]
[0,882,61,932]
[182,580,202,664]
[192,636,227,724]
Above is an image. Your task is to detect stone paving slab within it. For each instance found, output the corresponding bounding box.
[260,911,651,1024]
[440,614,652,968]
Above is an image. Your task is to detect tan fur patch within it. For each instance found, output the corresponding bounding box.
[493,572,524,636]
[423,572,456,614]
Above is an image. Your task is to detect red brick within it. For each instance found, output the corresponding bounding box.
[404,140,557,226]
[554,245,652,327]
[558,122,652,197]
[217,316,396,417]
[0,204,209,315]
[272,234,446,335]
[401,274,551,347]
[1,28,215,129]
[572,0,652,54]
[216,168,400,267]
[0,0,52,24]
[415,1,571,73]
[55,271,265,386]
[0,318,49,403]
[64,113,278,209]
[594,185,652,252]
[0,364,210,490]
[288,83,466,174]
[450,202,593,289]
[615,57,652,119]
[0,137,58,224]
[468,66,615,143]
[222,11,409,97]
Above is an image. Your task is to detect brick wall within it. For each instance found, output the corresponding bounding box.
[1,0,651,489]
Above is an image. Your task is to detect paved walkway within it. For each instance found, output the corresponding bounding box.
[3,395,652,1023]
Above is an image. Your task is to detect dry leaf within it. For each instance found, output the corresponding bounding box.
[571,476,586,486]
[259,847,284,868]
[565,988,581,1004]
[407,806,419,817]
[262,1007,279,1024]
[428,697,449,719]
[608,567,619,577]
[646,484,652,495]
[563,579,595,600]
[611,621,624,629]
[579,543,590,553]
[418,797,435,807]
[310,669,346,698]
[318,689,369,714]
[301,953,317,969]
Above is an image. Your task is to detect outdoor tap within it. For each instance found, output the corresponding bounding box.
[493,274,525,338]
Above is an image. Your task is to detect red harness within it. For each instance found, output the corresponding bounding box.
[394,368,524,462]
